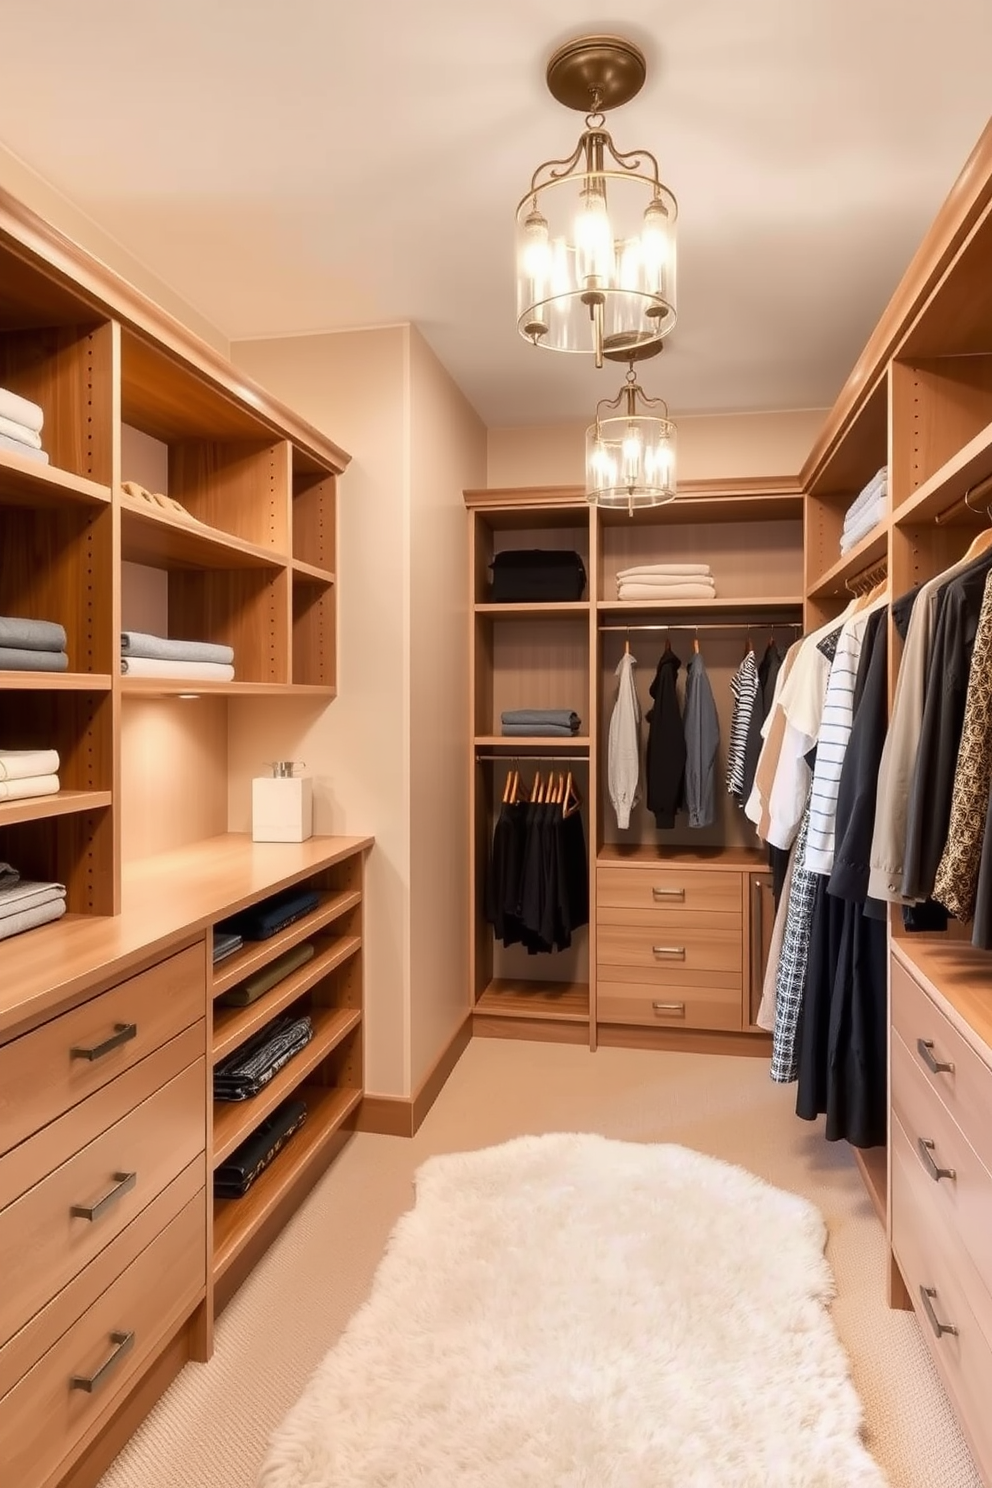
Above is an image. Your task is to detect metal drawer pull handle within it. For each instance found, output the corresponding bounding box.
[919,1286,958,1339]
[917,1138,956,1184]
[917,1038,954,1076]
[71,1171,137,1222]
[652,946,686,958]
[70,1330,135,1393]
[652,886,685,900]
[652,1001,686,1016]
[70,1023,137,1062]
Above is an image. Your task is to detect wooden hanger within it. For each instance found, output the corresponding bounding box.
[562,772,582,819]
[502,770,513,805]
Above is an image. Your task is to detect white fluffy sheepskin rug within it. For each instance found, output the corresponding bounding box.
[258,1133,887,1488]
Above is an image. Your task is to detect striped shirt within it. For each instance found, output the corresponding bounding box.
[804,601,886,876]
[726,651,759,799]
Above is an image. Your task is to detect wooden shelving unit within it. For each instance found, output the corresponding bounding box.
[0,789,112,828]
[212,933,362,1062]
[806,526,888,600]
[211,887,362,994]
[476,980,590,1022]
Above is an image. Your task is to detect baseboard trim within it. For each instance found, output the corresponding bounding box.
[357,1014,473,1138]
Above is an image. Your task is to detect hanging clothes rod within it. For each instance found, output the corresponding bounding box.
[934,471,992,526]
[599,621,803,634]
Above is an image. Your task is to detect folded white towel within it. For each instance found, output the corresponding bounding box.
[0,749,60,781]
[0,387,44,433]
[0,432,49,465]
[0,774,59,801]
[617,582,719,600]
[843,487,886,529]
[616,563,712,580]
[0,414,42,451]
[120,657,236,681]
[617,575,716,592]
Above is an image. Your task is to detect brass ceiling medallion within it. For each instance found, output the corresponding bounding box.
[516,33,677,367]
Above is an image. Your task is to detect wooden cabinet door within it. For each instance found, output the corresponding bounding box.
[747,872,775,1027]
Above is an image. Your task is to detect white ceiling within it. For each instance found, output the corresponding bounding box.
[1,1,990,426]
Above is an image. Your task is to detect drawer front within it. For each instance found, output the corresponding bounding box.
[598,979,742,1032]
[0,1059,206,1350]
[597,905,742,933]
[891,1114,992,1482]
[597,923,743,976]
[0,1194,204,1488]
[891,957,992,1177]
[892,1028,992,1298]
[597,866,743,917]
[0,942,206,1159]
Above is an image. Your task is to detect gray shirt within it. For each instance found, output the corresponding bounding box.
[683,651,720,829]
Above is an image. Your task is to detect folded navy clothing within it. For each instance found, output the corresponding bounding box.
[121,631,235,666]
[500,709,580,730]
[214,1098,308,1197]
[216,886,321,942]
[214,1015,313,1101]
[0,616,67,653]
[0,646,68,672]
[501,723,581,737]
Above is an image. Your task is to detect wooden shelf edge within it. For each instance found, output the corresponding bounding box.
[475,601,589,615]
[852,1144,887,1227]
[0,450,111,507]
[892,415,992,527]
[120,501,287,571]
[212,1083,362,1280]
[119,678,327,697]
[292,559,336,585]
[597,597,805,614]
[211,888,363,995]
[212,934,362,1063]
[0,672,112,692]
[0,789,112,827]
[807,525,889,599]
[212,1007,362,1166]
[474,735,589,749]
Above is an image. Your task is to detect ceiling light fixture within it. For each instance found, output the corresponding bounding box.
[586,351,677,512]
[517,35,677,368]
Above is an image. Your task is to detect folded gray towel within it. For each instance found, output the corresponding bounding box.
[121,631,235,666]
[0,895,66,941]
[501,722,581,737]
[500,709,580,729]
[0,646,68,672]
[0,880,66,920]
[0,616,67,652]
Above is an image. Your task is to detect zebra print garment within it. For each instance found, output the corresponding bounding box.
[726,649,759,800]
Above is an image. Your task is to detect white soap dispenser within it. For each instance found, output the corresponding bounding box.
[252,760,313,843]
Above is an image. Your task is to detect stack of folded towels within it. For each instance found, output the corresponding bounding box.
[615,563,716,600]
[0,387,48,465]
[0,617,68,672]
[840,467,888,554]
[501,708,581,738]
[0,748,60,803]
[0,861,66,942]
[120,630,235,682]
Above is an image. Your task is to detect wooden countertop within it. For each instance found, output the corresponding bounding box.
[0,833,373,1041]
[892,936,992,1064]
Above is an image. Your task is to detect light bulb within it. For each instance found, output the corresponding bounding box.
[622,424,643,482]
[590,440,614,490]
[575,183,613,284]
[521,209,551,283]
[642,198,670,288]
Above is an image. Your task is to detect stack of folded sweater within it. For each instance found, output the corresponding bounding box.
[120,630,235,682]
[0,748,60,803]
[0,861,66,941]
[840,467,888,553]
[615,563,716,601]
[0,387,48,465]
[0,617,68,673]
[213,1014,314,1101]
[501,709,581,738]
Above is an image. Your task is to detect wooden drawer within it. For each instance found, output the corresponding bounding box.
[597,923,743,976]
[891,1113,992,1483]
[891,956,992,1178]
[598,978,742,1032]
[892,1028,992,1299]
[597,866,743,918]
[0,1193,204,1488]
[0,1058,205,1350]
[0,941,206,1159]
[597,905,742,933]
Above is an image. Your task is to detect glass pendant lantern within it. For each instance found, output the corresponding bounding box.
[586,362,677,512]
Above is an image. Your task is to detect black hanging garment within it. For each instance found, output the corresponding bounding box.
[645,650,686,829]
[795,607,889,1148]
[485,791,588,955]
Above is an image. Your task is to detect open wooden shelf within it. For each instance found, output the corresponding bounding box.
[212,933,362,1064]
[598,843,766,869]
[474,735,589,750]
[475,979,590,1022]
[213,1081,362,1281]
[120,501,286,571]
[0,789,111,828]
[852,1145,887,1226]
[213,1005,362,1166]
[119,678,329,698]
[0,451,111,509]
[292,558,335,586]
[476,601,589,616]
[0,673,112,691]
[807,525,888,599]
[212,888,362,995]
[893,414,992,527]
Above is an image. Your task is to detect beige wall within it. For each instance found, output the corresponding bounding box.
[0,142,230,355]
[486,409,828,488]
[407,328,486,1091]
[230,327,412,1096]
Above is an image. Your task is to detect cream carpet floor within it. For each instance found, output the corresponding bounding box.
[98,1039,982,1488]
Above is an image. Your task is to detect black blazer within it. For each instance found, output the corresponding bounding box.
[645,650,686,829]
